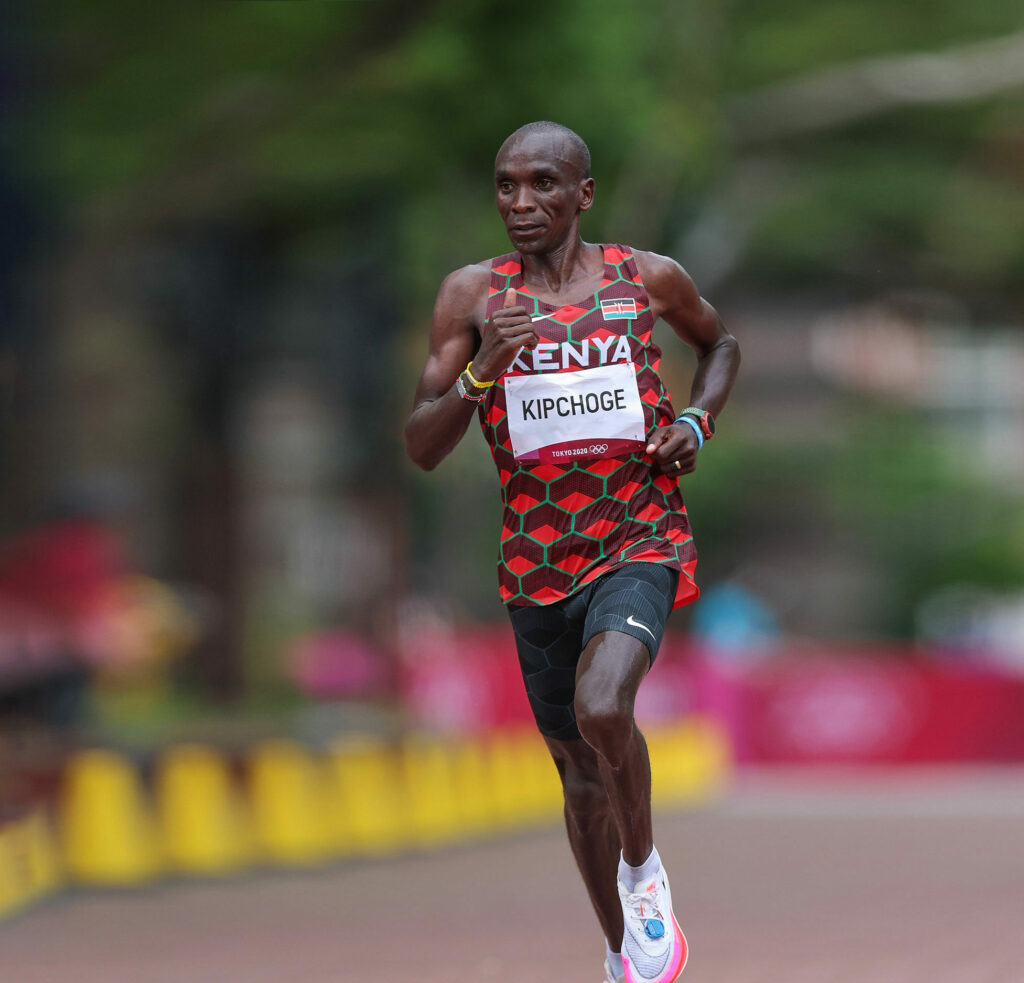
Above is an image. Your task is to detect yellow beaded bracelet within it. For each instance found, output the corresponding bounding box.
[464,362,495,388]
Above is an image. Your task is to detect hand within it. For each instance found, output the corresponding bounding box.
[471,288,538,382]
[645,423,699,476]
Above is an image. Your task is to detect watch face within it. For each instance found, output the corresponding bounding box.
[705,413,716,436]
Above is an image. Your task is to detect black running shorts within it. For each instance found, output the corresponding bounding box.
[507,563,679,741]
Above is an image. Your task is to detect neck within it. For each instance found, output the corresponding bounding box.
[520,234,599,292]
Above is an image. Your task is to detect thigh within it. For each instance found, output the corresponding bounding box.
[581,562,679,667]
[507,595,588,741]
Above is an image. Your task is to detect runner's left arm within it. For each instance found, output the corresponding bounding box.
[633,251,740,475]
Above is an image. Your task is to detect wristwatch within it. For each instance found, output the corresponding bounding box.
[678,407,715,441]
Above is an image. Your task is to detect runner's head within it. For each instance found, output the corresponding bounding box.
[494,121,595,255]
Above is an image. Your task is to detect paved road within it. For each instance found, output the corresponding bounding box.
[4,768,1024,983]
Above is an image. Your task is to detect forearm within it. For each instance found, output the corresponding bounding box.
[404,384,479,471]
[686,334,740,418]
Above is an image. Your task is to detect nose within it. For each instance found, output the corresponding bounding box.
[510,185,535,213]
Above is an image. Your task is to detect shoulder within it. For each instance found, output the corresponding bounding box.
[437,260,492,302]
[433,260,492,320]
[629,249,701,316]
[631,249,698,296]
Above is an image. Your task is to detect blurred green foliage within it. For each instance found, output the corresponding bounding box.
[16,0,1024,640]
[32,0,1024,304]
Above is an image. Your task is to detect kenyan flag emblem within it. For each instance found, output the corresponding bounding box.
[600,298,637,320]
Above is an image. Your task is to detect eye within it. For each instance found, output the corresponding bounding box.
[536,178,554,191]
[498,181,514,194]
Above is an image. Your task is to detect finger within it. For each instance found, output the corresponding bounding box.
[652,425,699,461]
[662,454,695,476]
[493,306,530,320]
[655,440,694,467]
[511,331,538,350]
[645,427,671,456]
[502,287,518,309]
[504,324,538,342]
[497,334,538,357]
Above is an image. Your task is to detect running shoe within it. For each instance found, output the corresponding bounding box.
[618,865,688,983]
[603,956,625,983]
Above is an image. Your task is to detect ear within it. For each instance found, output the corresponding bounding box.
[578,177,595,212]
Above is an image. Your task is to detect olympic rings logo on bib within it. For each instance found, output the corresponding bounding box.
[504,363,647,464]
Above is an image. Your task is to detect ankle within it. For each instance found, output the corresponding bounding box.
[618,845,661,891]
[605,938,623,974]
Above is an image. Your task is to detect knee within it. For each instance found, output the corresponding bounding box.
[574,687,634,766]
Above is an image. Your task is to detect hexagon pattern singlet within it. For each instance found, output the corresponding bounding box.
[478,244,699,609]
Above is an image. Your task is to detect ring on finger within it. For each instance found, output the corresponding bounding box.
[673,460,682,471]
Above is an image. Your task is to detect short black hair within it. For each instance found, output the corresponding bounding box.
[498,121,591,179]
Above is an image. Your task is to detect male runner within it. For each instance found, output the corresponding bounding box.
[406,121,739,983]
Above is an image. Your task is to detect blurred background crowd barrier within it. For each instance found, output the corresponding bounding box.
[1,1,1023,920]
[0,717,727,919]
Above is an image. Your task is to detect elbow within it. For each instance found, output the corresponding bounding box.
[699,332,740,365]
[715,332,741,368]
[404,424,439,472]
[411,452,439,473]
[404,440,433,472]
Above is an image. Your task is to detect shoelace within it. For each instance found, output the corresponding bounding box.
[621,885,666,938]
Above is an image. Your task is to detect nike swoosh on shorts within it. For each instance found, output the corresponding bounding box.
[626,615,656,641]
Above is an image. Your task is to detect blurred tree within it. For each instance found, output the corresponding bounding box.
[4,0,1021,688]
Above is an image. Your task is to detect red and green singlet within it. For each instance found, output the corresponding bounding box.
[477,244,699,609]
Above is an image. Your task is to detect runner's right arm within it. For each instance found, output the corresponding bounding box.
[405,268,537,471]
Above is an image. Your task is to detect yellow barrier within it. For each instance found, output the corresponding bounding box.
[330,738,407,856]
[156,744,252,874]
[649,715,733,806]
[486,731,531,829]
[450,737,497,836]
[248,740,333,866]
[0,810,70,917]
[60,749,161,884]
[22,810,62,901]
[0,827,20,918]
[401,737,463,848]
[516,731,563,824]
[1,717,731,923]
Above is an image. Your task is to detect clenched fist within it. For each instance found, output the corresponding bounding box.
[470,288,538,382]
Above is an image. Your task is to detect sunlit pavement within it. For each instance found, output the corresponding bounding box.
[4,767,1024,983]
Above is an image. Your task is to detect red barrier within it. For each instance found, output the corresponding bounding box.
[690,646,1024,764]
[399,629,1024,763]
[399,627,531,733]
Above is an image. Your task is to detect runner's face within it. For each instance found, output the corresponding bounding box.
[495,133,593,254]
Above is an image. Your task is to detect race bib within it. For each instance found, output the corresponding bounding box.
[504,361,646,463]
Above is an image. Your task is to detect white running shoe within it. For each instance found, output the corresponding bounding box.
[618,865,688,983]
[603,956,625,983]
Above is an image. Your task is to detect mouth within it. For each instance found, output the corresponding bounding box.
[510,224,544,236]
